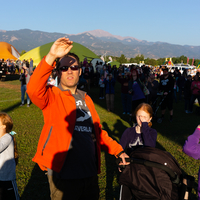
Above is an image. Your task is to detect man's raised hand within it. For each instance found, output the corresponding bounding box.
[45,37,73,66]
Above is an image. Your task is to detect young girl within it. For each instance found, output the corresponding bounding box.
[120,103,157,155]
[119,103,157,200]
[0,112,20,200]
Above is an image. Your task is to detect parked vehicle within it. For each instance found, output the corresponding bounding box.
[169,64,196,76]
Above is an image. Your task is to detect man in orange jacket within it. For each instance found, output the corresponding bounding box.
[27,37,128,200]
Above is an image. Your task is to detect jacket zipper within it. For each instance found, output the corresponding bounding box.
[41,126,53,156]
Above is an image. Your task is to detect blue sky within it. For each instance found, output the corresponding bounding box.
[1,0,200,46]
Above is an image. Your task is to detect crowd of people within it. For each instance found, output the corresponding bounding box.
[1,37,200,199]
[0,58,34,107]
[74,59,200,123]
[0,58,34,75]
[1,56,200,118]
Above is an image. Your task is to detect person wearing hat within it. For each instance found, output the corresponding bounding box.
[27,37,129,200]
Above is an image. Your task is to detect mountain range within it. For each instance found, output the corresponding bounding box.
[0,29,200,59]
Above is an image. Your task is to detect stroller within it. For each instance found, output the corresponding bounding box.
[117,147,194,200]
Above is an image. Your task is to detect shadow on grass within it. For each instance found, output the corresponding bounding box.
[2,82,198,199]
[1,101,22,113]
[153,100,199,147]
[20,164,50,200]
[102,121,128,200]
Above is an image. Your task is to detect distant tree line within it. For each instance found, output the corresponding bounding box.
[101,54,200,66]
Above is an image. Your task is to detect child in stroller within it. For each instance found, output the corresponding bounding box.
[119,103,157,199]
[118,103,194,199]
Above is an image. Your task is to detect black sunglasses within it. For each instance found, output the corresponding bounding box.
[60,65,80,71]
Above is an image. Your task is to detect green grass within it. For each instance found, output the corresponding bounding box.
[5,80,21,85]
[0,80,200,199]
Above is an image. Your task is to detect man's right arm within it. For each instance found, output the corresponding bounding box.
[27,37,73,110]
[26,58,55,110]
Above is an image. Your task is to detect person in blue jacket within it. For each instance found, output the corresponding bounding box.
[128,69,145,117]
[104,73,115,112]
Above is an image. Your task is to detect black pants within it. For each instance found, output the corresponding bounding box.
[161,94,173,111]
[99,87,104,98]
[0,180,19,200]
[48,174,99,200]
[189,94,200,112]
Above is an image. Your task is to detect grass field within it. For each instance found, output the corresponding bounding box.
[0,79,200,200]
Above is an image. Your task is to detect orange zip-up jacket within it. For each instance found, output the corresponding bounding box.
[27,58,123,173]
